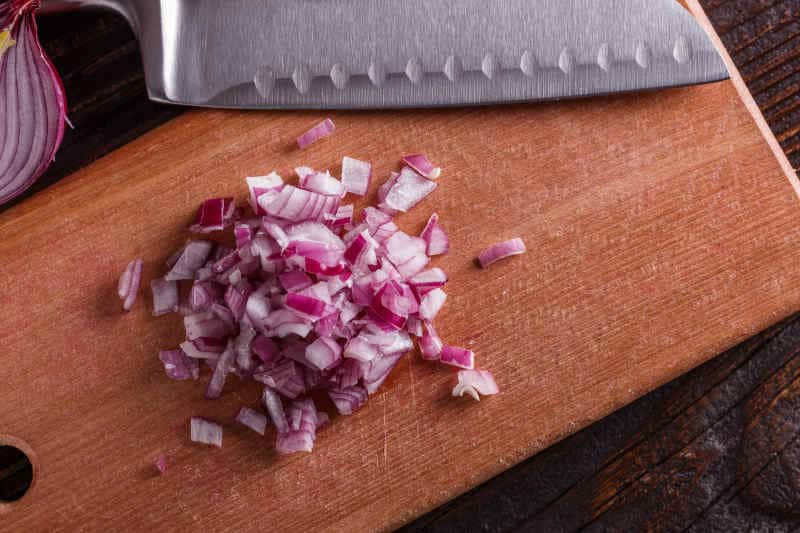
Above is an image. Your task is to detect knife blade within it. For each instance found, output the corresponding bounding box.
[42,0,728,109]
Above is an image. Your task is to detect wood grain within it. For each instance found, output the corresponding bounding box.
[1,64,799,531]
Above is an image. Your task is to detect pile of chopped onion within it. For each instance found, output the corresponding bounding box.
[146,147,501,455]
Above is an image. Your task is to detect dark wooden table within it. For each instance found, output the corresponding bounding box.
[6,2,800,530]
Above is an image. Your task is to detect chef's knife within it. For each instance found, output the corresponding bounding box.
[41,0,728,109]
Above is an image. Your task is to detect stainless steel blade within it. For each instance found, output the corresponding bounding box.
[44,0,730,109]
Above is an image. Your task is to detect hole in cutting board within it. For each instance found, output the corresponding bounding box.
[0,439,34,505]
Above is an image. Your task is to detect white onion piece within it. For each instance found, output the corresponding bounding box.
[190,417,223,448]
[452,370,499,401]
[236,407,268,435]
[478,238,527,269]
[297,118,335,149]
[341,156,372,196]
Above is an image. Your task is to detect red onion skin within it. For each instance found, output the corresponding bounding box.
[0,1,67,204]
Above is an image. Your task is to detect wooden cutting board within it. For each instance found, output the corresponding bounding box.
[2,71,800,530]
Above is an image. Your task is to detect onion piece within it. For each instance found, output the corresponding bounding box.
[151,277,178,317]
[153,455,167,474]
[159,349,200,380]
[420,213,449,256]
[325,204,353,228]
[478,238,527,269]
[297,118,335,149]
[419,288,447,320]
[259,185,340,223]
[236,407,268,435]
[328,385,368,415]
[262,387,289,434]
[165,241,214,281]
[419,321,443,360]
[452,370,499,401]
[341,156,372,196]
[0,2,67,204]
[118,258,143,312]
[246,173,283,215]
[408,268,448,295]
[189,197,235,233]
[299,170,345,197]
[382,167,437,212]
[402,154,441,180]
[190,417,223,448]
[305,336,342,370]
[440,345,475,370]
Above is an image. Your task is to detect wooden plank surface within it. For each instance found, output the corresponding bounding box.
[2,65,800,531]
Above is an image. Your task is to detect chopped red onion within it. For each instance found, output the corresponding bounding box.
[328,385,368,415]
[341,156,372,196]
[236,407,268,435]
[419,320,443,360]
[297,118,335,149]
[478,238,527,269]
[246,173,283,215]
[305,336,342,370]
[262,387,289,434]
[190,197,235,233]
[377,171,399,204]
[118,258,143,312]
[151,277,179,317]
[159,349,200,380]
[153,454,167,474]
[165,241,214,281]
[0,2,67,204]
[152,152,500,456]
[440,345,475,370]
[259,184,340,223]
[382,167,437,212]
[420,213,449,256]
[452,370,499,401]
[190,417,223,448]
[325,204,354,228]
[300,170,345,197]
[419,288,446,320]
[402,154,441,180]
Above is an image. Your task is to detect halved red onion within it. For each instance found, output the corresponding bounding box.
[118,258,143,312]
[190,417,223,448]
[159,349,200,380]
[440,345,475,370]
[0,2,67,204]
[420,213,449,256]
[478,238,527,269]
[189,197,235,233]
[341,156,372,196]
[246,173,283,215]
[402,154,441,180]
[452,369,499,401]
[381,167,437,212]
[236,407,268,435]
[151,277,178,317]
[297,118,335,149]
